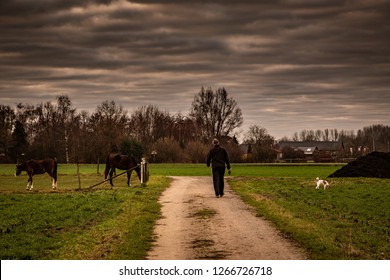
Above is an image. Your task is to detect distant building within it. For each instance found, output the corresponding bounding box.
[277,141,343,162]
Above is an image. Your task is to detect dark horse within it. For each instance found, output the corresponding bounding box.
[15,158,58,190]
[104,153,141,187]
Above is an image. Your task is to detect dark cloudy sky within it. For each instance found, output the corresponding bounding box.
[1,0,389,140]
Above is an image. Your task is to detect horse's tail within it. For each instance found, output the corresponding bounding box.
[104,154,110,179]
[53,157,58,182]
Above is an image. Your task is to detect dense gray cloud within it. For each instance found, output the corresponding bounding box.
[1,0,389,139]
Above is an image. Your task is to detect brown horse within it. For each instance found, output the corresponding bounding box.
[104,153,141,187]
[15,158,58,190]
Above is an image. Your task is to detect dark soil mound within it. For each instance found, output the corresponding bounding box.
[329,152,390,178]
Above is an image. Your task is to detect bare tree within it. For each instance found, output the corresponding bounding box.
[9,120,28,162]
[129,105,172,147]
[244,125,275,162]
[171,114,197,146]
[30,101,57,159]
[190,87,243,139]
[89,100,129,158]
[292,132,299,141]
[56,95,76,163]
[323,129,330,141]
[0,105,15,161]
[315,129,323,141]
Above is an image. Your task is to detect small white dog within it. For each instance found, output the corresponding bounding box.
[316,177,330,189]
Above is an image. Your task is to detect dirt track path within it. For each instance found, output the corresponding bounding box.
[147,176,306,260]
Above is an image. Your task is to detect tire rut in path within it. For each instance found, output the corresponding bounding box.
[147,176,306,260]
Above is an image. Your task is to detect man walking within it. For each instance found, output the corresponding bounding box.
[206,138,231,197]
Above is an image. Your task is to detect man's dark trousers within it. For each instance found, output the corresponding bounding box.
[212,166,225,197]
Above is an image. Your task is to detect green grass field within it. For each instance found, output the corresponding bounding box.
[228,177,390,260]
[0,163,389,259]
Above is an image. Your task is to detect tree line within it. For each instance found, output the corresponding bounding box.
[1,88,389,164]
[0,88,243,163]
[281,125,390,154]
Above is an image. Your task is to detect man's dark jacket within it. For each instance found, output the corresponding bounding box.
[207,145,231,169]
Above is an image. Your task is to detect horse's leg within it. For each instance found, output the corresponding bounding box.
[27,175,33,190]
[52,170,58,189]
[109,168,115,187]
[127,170,131,187]
[51,175,57,189]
